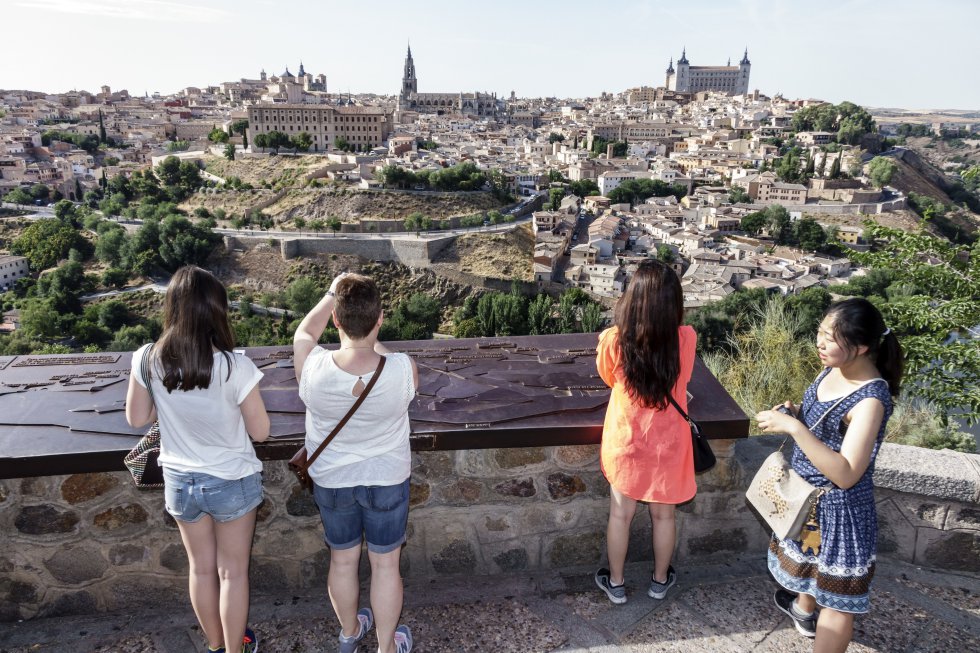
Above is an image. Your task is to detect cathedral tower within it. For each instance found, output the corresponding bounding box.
[401,44,417,99]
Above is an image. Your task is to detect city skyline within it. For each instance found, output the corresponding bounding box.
[2,0,979,110]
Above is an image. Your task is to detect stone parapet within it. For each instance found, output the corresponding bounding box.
[3,437,977,621]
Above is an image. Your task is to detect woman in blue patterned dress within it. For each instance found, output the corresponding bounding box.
[756,298,903,652]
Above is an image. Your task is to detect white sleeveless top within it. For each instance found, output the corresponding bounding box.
[299,348,415,488]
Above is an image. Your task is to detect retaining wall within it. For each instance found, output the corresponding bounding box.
[2,437,977,620]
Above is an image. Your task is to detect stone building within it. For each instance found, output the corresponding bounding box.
[397,45,499,117]
[246,104,392,152]
[0,255,29,292]
[665,48,751,95]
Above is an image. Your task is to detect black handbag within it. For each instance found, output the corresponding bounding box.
[123,344,164,488]
[668,394,716,473]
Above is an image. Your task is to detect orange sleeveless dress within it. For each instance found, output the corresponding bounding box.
[596,326,698,504]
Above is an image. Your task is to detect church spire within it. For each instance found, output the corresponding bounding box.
[741,48,750,65]
[678,47,688,64]
[401,41,417,99]
[666,57,674,74]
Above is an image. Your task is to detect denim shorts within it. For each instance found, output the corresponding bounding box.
[313,479,410,554]
[163,468,263,523]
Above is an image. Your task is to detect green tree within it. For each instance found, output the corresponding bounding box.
[849,222,980,425]
[867,156,898,187]
[4,188,32,205]
[548,132,565,143]
[266,130,290,152]
[656,244,676,263]
[95,224,127,266]
[97,300,131,330]
[230,119,249,136]
[740,211,767,235]
[223,143,236,161]
[98,109,107,144]
[208,127,229,143]
[549,187,565,211]
[284,277,323,314]
[793,218,828,252]
[11,218,88,270]
[527,294,555,335]
[29,183,51,202]
[292,131,313,152]
[729,186,751,204]
[327,216,342,237]
[581,302,604,332]
[829,150,842,179]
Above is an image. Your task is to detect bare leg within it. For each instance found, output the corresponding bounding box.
[814,607,854,653]
[328,545,363,638]
[214,509,257,651]
[175,516,223,650]
[368,547,403,653]
[648,503,676,583]
[796,592,818,614]
[606,486,638,586]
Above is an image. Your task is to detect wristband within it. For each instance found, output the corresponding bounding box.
[325,290,335,297]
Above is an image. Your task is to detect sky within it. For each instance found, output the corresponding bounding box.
[2,0,978,111]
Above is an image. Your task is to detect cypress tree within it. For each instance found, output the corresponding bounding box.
[98,109,107,144]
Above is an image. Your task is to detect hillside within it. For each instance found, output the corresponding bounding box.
[184,154,507,228]
[431,223,534,280]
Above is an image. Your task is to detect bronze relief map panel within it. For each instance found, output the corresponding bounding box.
[0,334,747,478]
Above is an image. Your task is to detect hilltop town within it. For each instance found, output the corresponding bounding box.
[1,47,978,340]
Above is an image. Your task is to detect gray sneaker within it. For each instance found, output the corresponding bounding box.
[594,567,627,604]
[647,566,676,599]
[393,624,413,653]
[338,607,373,653]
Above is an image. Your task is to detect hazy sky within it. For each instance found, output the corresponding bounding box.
[2,0,978,110]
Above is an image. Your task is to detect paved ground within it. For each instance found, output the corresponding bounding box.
[1,555,977,652]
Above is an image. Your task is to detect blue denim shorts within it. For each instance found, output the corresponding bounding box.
[313,479,410,554]
[163,469,263,523]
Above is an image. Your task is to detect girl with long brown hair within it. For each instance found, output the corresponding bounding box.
[126,266,270,653]
[594,258,697,604]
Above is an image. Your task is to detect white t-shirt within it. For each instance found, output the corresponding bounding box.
[132,343,264,480]
[299,348,414,488]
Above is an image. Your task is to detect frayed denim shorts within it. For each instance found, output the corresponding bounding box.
[313,479,410,554]
[163,468,263,523]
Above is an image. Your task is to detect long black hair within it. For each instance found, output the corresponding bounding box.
[614,258,684,409]
[156,266,235,392]
[824,297,903,396]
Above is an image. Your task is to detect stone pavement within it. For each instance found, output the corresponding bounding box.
[1,555,977,652]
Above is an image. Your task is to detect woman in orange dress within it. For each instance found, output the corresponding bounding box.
[594,259,697,604]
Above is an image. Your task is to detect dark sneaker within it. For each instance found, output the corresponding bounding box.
[594,567,627,604]
[242,627,258,653]
[774,589,817,638]
[647,566,676,599]
[338,607,374,653]
[393,624,413,653]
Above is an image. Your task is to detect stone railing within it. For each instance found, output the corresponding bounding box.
[3,436,977,621]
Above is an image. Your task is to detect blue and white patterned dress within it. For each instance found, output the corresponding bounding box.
[767,369,893,614]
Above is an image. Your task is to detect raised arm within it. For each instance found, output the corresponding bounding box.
[756,397,885,489]
[293,274,345,382]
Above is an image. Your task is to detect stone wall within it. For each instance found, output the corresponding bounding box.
[2,438,977,621]
[279,235,455,268]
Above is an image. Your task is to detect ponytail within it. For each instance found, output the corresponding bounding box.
[876,331,903,396]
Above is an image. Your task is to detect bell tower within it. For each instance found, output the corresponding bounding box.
[401,43,417,100]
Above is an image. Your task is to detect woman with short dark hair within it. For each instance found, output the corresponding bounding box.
[294,272,419,653]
